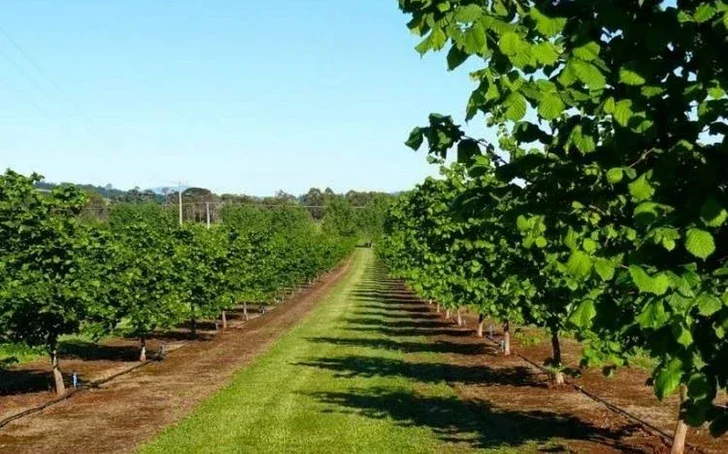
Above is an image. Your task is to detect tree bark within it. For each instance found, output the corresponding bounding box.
[551,329,564,385]
[221,310,227,329]
[190,302,197,337]
[139,336,147,362]
[50,344,65,396]
[436,303,440,313]
[477,315,485,337]
[671,385,689,454]
[445,309,451,319]
[244,302,249,321]
[456,308,463,327]
[503,321,512,356]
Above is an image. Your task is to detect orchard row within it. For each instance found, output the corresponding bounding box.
[0,170,358,395]
[383,1,728,452]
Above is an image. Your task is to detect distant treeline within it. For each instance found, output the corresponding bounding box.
[33,180,395,227]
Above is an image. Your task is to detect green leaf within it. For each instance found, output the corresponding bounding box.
[700,197,728,228]
[454,4,483,22]
[570,125,596,153]
[538,93,564,120]
[530,8,567,37]
[566,250,592,278]
[603,97,615,114]
[563,229,579,250]
[572,41,600,61]
[694,4,716,23]
[628,174,655,202]
[594,258,615,281]
[504,93,527,121]
[569,300,596,328]
[654,358,683,400]
[582,238,598,253]
[571,58,606,90]
[619,67,646,86]
[630,266,670,295]
[613,100,633,127]
[516,215,530,231]
[534,236,547,248]
[672,323,693,347]
[499,32,522,56]
[405,127,424,150]
[685,229,716,260]
[447,45,470,70]
[533,41,559,66]
[415,28,448,55]
[606,168,623,184]
[637,299,669,328]
[696,293,722,316]
[462,22,487,54]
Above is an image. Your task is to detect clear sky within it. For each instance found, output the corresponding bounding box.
[0,0,485,195]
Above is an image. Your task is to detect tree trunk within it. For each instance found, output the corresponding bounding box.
[190,302,197,337]
[428,299,432,305]
[671,385,689,454]
[445,309,451,319]
[456,308,463,327]
[551,329,564,385]
[139,337,147,362]
[477,315,485,337]
[244,302,249,321]
[50,345,65,396]
[221,310,227,329]
[503,321,512,356]
[436,303,440,313]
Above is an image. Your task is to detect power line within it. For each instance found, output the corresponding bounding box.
[0,25,93,125]
[0,74,49,117]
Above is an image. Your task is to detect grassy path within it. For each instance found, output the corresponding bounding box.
[143,248,530,453]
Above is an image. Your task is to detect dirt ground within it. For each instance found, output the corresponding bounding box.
[0,261,351,454]
[416,298,724,453]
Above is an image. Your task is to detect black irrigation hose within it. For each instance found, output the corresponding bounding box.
[0,309,268,430]
[433,304,708,454]
[0,359,153,429]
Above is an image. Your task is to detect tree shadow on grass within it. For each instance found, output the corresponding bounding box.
[346,325,474,338]
[296,354,544,388]
[345,317,455,330]
[350,291,421,305]
[352,310,440,321]
[356,303,432,315]
[306,336,489,356]
[306,387,648,453]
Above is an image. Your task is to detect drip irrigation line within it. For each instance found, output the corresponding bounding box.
[429,301,708,454]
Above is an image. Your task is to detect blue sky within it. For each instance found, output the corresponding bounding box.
[0,0,485,195]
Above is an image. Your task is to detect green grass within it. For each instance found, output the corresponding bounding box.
[0,333,98,367]
[141,249,541,453]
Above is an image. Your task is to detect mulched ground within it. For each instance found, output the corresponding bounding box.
[0,262,351,454]
[381,283,723,453]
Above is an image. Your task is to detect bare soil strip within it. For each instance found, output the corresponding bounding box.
[0,261,351,454]
[409,296,723,453]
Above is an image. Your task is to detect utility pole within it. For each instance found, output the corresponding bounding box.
[178,182,183,225]
[206,202,211,229]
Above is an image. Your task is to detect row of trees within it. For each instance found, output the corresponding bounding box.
[383,1,727,452]
[0,170,356,396]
